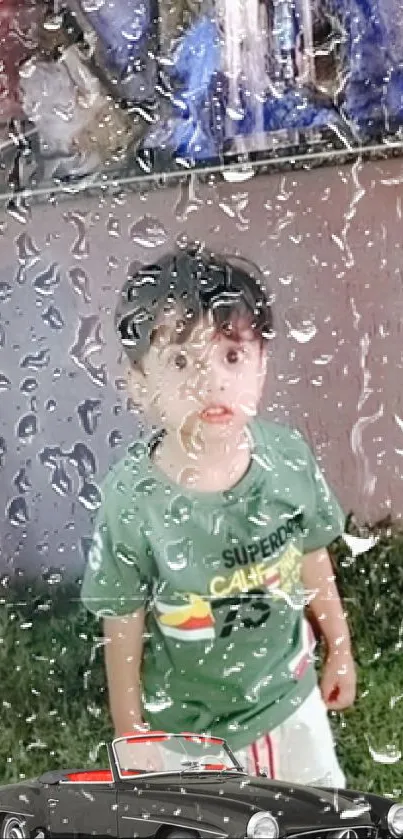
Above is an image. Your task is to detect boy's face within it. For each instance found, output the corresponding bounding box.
[132,311,267,443]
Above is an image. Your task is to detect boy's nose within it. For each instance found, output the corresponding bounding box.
[194,365,226,397]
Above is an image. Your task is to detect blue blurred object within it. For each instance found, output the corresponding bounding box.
[145,0,403,160]
[83,0,157,101]
[145,13,342,160]
[329,0,403,134]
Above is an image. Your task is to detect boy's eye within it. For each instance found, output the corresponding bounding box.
[173,352,187,370]
[226,348,242,364]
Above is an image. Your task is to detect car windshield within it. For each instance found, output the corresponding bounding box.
[113,733,243,777]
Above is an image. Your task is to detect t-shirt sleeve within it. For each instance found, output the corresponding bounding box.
[80,486,154,619]
[300,441,346,553]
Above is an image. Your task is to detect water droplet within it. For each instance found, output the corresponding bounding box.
[66,442,96,478]
[313,354,333,366]
[17,413,38,441]
[42,568,64,585]
[0,283,12,302]
[130,441,147,462]
[0,437,7,467]
[165,537,193,570]
[68,266,91,303]
[14,468,31,493]
[43,12,64,30]
[107,216,121,237]
[21,350,50,370]
[15,232,40,266]
[15,266,27,285]
[166,495,192,525]
[69,315,107,387]
[66,211,89,259]
[78,480,102,510]
[108,430,123,448]
[20,377,38,394]
[284,308,317,344]
[134,478,158,496]
[81,0,105,12]
[77,399,102,435]
[367,739,401,764]
[42,305,64,330]
[0,373,11,392]
[115,544,140,567]
[39,446,63,469]
[143,694,173,713]
[129,216,168,249]
[7,496,29,526]
[33,263,61,296]
[51,465,72,497]
[7,199,31,225]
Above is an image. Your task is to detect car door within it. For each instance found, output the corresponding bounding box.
[46,780,118,837]
[116,778,202,839]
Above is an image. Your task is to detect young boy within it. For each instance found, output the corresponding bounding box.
[81,243,356,786]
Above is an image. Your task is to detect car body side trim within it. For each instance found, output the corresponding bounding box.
[121,815,227,836]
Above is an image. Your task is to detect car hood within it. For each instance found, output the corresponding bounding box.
[128,773,374,832]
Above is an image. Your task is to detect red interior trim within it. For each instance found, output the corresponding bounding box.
[201,763,227,771]
[66,770,113,783]
[65,769,141,783]
[121,731,224,746]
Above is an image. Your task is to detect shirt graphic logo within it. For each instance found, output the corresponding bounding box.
[155,593,215,641]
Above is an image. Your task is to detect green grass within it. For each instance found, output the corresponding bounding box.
[1,516,403,794]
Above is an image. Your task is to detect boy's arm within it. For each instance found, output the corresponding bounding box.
[103,611,146,737]
[302,547,356,711]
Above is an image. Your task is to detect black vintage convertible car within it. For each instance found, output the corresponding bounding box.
[0,731,402,839]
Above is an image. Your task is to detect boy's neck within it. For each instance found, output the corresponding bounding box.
[151,425,253,492]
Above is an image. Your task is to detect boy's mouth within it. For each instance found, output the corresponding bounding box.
[199,405,234,424]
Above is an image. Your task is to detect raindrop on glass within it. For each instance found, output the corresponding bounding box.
[39,446,62,469]
[33,264,61,296]
[42,305,64,330]
[69,315,107,387]
[7,496,29,526]
[67,442,96,478]
[0,282,12,302]
[14,468,32,494]
[0,437,7,467]
[21,350,50,370]
[166,495,192,525]
[107,216,121,238]
[78,480,102,510]
[20,377,38,394]
[134,478,158,496]
[164,537,193,571]
[77,399,102,435]
[17,414,38,441]
[51,465,72,497]
[15,232,40,266]
[0,373,11,392]
[66,211,89,259]
[129,216,168,249]
[284,307,317,344]
[68,266,91,302]
[108,430,123,448]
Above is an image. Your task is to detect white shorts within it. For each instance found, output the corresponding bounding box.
[234,686,346,788]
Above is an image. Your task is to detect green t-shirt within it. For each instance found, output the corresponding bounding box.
[81,418,345,751]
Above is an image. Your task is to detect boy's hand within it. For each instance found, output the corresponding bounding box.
[320,648,357,711]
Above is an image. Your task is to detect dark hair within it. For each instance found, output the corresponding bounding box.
[115,243,274,364]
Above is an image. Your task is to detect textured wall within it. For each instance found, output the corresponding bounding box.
[1,155,403,578]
